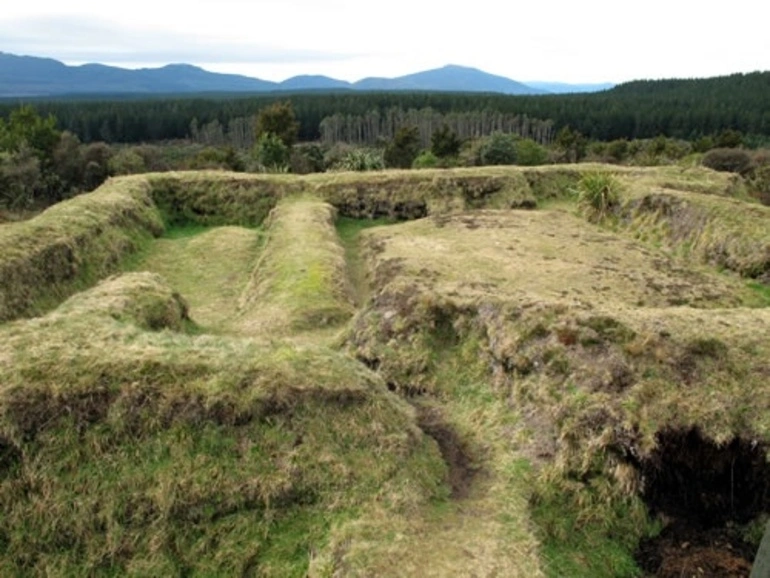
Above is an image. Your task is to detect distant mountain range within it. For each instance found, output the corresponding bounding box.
[0,52,613,97]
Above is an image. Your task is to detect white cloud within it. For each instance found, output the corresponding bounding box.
[1,0,767,83]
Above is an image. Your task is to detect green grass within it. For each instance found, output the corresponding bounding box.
[125,224,265,334]
[2,165,770,576]
[0,272,447,576]
[160,222,216,239]
[748,281,770,306]
[336,216,396,305]
[236,197,355,337]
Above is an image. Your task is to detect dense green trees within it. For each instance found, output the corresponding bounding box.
[0,106,115,208]
[3,71,767,147]
[384,126,421,168]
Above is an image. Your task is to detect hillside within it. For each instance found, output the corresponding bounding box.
[353,64,541,94]
[1,166,769,576]
[0,52,552,96]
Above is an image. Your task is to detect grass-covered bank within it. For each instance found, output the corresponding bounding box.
[1,164,769,575]
[0,273,447,576]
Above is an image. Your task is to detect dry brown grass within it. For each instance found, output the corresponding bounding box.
[1,164,768,576]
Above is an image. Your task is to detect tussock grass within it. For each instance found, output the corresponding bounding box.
[237,197,355,336]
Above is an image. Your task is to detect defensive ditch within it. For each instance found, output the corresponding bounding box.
[634,428,770,577]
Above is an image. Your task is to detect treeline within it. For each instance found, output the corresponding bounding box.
[318,108,554,147]
[0,71,768,145]
[190,108,554,150]
[0,106,111,209]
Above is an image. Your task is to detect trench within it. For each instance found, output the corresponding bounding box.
[416,405,479,500]
[634,428,770,577]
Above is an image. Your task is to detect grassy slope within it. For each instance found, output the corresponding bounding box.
[344,176,770,575]
[0,176,163,322]
[0,273,446,576]
[1,164,769,576]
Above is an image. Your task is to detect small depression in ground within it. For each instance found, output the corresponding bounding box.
[635,428,770,577]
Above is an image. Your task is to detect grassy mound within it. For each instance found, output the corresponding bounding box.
[237,197,355,336]
[0,177,163,322]
[346,204,770,576]
[0,273,445,576]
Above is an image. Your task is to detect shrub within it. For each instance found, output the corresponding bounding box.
[715,129,743,148]
[574,172,623,222]
[515,138,549,166]
[431,124,461,158]
[333,148,385,172]
[692,136,715,153]
[702,148,754,175]
[290,143,325,174]
[0,148,43,209]
[606,139,629,162]
[384,126,420,169]
[253,133,290,172]
[477,131,518,166]
[412,150,439,169]
[109,148,147,175]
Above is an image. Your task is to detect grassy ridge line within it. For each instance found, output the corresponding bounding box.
[0,272,446,575]
[0,166,582,325]
[309,165,585,219]
[617,184,770,279]
[0,176,164,322]
[146,171,299,227]
[237,197,355,335]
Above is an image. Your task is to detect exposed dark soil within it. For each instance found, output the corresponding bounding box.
[637,522,753,577]
[634,428,770,577]
[416,405,479,499]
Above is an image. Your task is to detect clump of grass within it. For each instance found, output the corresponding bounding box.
[574,172,623,222]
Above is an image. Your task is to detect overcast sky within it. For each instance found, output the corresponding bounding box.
[1,0,768,84]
